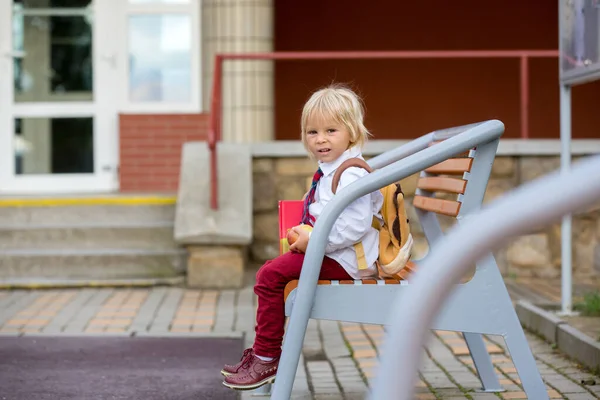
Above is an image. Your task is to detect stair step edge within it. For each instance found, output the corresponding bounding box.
[0,248,187,256]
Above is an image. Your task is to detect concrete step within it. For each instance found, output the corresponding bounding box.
[0,223,177,250]
[0,204,175,225]
[0,276,185,289]
[0,248,187,281]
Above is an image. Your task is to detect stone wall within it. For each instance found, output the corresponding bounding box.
[251,156,600,280]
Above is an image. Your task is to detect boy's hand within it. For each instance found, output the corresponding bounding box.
[289,225,310,253]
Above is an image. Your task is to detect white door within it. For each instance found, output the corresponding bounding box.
[0,0,118,194]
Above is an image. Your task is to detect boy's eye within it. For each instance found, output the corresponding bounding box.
[327,129,337,133]
[307,130,317,135]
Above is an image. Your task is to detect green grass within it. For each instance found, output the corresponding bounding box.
[574,291,600,316]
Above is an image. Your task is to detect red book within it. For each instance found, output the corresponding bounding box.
[278,200,304,254]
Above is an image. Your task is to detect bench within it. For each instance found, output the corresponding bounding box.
[372,154,600,399]
[268,120,546,399]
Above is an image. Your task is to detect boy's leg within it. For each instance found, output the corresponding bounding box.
[220,259,279,377]
[253,251,351,358]
[223,252,351,390]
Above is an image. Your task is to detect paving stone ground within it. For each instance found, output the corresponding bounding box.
[0,281,599,399]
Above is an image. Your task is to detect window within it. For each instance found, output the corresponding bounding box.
[120,0,200,113]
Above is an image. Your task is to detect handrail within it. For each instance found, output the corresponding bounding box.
[207,50,559,209]
[367,121,486,169]
[369,154,600,400]
[270,119,505,399]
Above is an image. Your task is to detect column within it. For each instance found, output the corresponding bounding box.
[202,0,274,143]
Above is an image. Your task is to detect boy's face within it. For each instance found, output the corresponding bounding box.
[305,114,352,163]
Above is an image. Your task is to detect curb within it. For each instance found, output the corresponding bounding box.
[516,300,600,372]
[6,331,245,340]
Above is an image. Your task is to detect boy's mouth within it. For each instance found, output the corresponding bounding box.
[318,148,331,154]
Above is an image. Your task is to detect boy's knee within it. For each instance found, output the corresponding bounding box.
[256,262,278,285]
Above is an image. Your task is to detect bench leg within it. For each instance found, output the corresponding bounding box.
[503,315,549,399]
[463,332,503,392]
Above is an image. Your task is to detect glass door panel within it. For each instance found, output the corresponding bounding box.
[13,1,94,102]
[15,117,94,175]
[0,0,117,194]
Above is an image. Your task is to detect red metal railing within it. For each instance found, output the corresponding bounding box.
[208,50,559,210]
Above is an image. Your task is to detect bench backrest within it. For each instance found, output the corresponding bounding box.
[278,122,500,273]
[414,148,473,218]
[414,136,498,250]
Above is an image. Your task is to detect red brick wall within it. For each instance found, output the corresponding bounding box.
[119,114,209,192]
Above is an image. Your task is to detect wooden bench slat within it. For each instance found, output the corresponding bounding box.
[417,176,467,194]
[404,262,417,273]
[283,276,413,302]
[282,261,420,301]
[413,195,462,217]
[425,158,473,175]
[283,279,331,302]
[397,268,412,281]
[362,279,378,284]
[389,261,417,279]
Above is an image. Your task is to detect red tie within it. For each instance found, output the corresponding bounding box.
[301,168,323,226]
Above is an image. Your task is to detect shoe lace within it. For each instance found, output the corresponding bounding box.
[241,357,253,369]
[239,348,252,361]
[240,348,254,368]
[241,350,255,369]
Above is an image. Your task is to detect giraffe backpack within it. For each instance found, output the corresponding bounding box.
[331,158,414,278]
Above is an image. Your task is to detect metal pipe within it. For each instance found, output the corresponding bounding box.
[207,50,558,210]
[370,154,600,400]
[217,50,559,60]
[520,56,530,139]
[560,83,573,314]
[368,122,488,169]
[367,133,433,169]
[208,55,222,210]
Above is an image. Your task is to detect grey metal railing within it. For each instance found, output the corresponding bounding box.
[369,154,600,400]
[271,119,505,399]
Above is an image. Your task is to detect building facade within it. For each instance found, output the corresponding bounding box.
[0,0,598,196]
[0,0,273,194]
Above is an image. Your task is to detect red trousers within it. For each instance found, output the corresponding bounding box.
[253,251,352,358]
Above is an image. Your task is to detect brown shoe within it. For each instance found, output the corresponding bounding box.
[222,354,279,390]
[221,348,254,377]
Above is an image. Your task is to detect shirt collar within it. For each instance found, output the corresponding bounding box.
[319,146,363,177]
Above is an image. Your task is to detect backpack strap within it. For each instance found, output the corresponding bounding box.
[330,157,375,271]
[331,157,380,229]
[331,157,373,194]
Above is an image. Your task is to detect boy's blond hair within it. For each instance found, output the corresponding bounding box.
[301,84,371,153]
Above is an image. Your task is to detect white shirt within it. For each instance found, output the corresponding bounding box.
[309,146,384,279]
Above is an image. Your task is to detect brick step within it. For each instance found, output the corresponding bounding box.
[0,248,187,281]
[0,223,177,250]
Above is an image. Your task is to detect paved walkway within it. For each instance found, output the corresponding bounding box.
[0,282,599,399]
